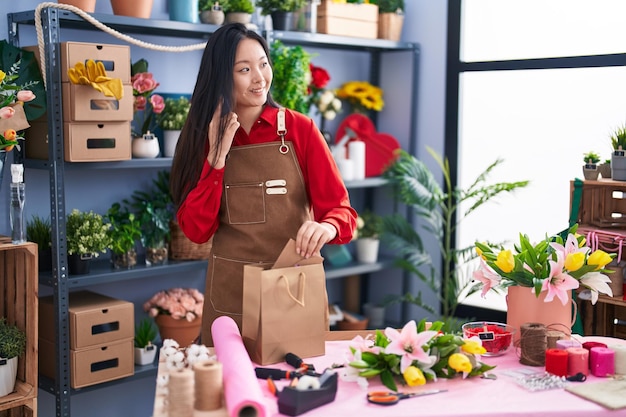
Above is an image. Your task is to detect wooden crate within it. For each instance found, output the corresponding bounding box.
[317,1,378,39]
[0,237,38,417]
[572,179,626,228]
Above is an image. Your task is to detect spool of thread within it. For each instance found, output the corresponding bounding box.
[582,341,607,351]
[519,323,547,366]
[193,360,223,411]
[168,368,194,417]
[556,339,581,350]
[566,347,589,376]
[546,331,564,349]
[589,347,615,377]
[348,140,365,180]
[609,344,626,375]
[545,348,568,377]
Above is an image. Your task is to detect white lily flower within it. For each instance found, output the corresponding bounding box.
[580,271,613,304]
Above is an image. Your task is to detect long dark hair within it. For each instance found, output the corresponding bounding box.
[170,23,277,208]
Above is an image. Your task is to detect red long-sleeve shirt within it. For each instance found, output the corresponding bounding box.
[177,106,357,244]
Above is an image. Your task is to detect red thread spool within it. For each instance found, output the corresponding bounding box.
[582,341,607,351]
[545,348,568,377]
[566,347,589,376]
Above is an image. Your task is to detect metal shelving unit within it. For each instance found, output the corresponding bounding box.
[8,7,419,417]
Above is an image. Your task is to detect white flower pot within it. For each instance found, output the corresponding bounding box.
[132,132,160,159]
[355,238,380,263]
[134,345,157,366]
[163,130,181,158]
[0,356,18,397]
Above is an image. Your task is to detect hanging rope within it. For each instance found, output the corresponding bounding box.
[33,2,208,87]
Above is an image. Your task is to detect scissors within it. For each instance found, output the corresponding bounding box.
[367,389,447,405]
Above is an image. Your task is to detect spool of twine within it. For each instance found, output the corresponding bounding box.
[545,330,565,349]
[168,368,194,417]
[518,322,547,366]
[193,360,223,411]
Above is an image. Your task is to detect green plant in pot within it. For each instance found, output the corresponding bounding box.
[611,124,626,181]
[105,202,142,270]
[199,0,225,24]
[270,40,311,114]
[134,318,158,365]
[582,150,600,180]
[371,0,405,41]
[354,209,383,263]
[66,209,112,274]
[256,0,306,30]
[599,158,611,179]
[221,0,255,24]
[0,318,26,396]
[126,171,174,266]
[26,214,52,271]
[157,96,190,158]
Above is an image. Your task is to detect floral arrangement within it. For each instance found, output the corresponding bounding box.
[308,63,342,121]
[0,60,38,152]
[66,209,112,257]
[345,319,495,391]
[354,209,383,239]
[336,80,384,113]
[474,224,614,305]
[131,59,165,137]
[144,288,204,322]
[160,339,212,370]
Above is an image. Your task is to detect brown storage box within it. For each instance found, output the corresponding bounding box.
[62,83,133,122]
[572,179,626,228]
[25,42,131,83]
[25,120,132,162]
[39,338,134,389]
[40,290,134,350]
[317,1,378,38]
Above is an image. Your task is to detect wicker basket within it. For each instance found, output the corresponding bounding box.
[169,220,212,260]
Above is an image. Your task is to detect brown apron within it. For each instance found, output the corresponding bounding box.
[201,129,311,345]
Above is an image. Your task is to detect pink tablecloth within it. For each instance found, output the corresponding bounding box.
[261,336,626,417]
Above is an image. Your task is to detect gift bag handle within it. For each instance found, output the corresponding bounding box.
[279,273,306,307]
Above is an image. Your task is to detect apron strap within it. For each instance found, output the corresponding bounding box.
[277,108,289,154]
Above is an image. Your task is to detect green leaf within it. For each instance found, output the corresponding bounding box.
[380,369,398,391]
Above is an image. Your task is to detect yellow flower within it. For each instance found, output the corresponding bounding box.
[587,250,612,270]
[564,252,585,271]
[449,353,472,373]
[495,250,514,273]
[461,340,486,355]
[403,366,426,386]
[0,70,5,83]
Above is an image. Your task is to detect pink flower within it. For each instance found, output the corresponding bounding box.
[473,259,502,297]
[131,72,159,95]
[134,96,147,111]
[349,334,381,358]
[150,94,165,114]
[0,106,15,119]
[16,90,36,102]
[384,320,438,372]
[143,288,204,321]
[542,253,580,305]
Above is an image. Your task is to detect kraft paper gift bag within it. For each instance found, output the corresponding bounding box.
[242,239,328,365]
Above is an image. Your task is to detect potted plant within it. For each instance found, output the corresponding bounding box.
[221,0,255,24]
[131,59,164,158]
[269,40,311,114]
[26,214,52,271]
[105,202,142,269]
[134,318,158,365]
[157,96,190,158]
[126,171,174,266]
[353,209,383,263]
[372,0,405,41]
[256,0,307,30]
[199,0,225,24]
[582,150,601,180]
[611,124,626,181]
[144,288,204,346]
[66,209,112,275]
[0,318,26,397]
[599,158,611,179]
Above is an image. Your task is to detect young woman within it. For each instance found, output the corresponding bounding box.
[170,23,357,345]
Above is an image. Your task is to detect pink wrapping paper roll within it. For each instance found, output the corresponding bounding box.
[212,316,269,417]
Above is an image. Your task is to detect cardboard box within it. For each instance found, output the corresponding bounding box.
[25,120,132,162]
[39,338,134,389]
[24,42,131,83]
[317,1,378,39]
[62,83,133,122]
[40,291,134,349]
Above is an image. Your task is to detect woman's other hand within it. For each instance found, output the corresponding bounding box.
[296,221,337,258]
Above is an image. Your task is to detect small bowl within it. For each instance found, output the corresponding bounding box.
[462,321,515,356]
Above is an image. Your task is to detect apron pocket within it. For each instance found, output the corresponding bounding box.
[225,182,266,224]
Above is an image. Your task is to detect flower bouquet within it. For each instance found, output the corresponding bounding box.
[346,319,495,391]
[336,80,384,113]
[143,288,204,322]
[0,60,38,152]
[131,59,164,137]
[473,224,614,305]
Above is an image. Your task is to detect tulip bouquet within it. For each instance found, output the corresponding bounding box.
[0,60,38,152]
[473,224,614,305]
[345,319,495,391]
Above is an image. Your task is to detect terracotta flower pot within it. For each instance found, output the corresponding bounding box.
[111,0,154,19]
[155,314,201,347]
[58,0,96,13]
